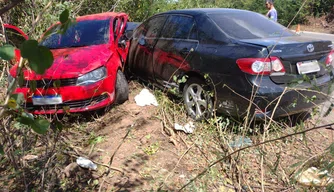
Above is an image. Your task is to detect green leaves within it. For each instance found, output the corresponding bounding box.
[59,9,70,24]
[20,40,38,58]
[11,93,24,105]
[32,118,50,134]
[54,120,63,132]
[8,93,24,109]
[53,79,61,88]
[0,44,15,61]
[18,114,50,134]
[29,80,37,92]
[58,9,76,35]
[18,72,25,87]
[20,40,54,74]
[0,145,4,155]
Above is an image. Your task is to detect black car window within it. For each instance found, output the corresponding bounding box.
[188,23,198,40]
[209,12,294,40]
[145,16,166,39]
[40,19,110,49]
[125,22,140,39]
[161,15,195,39]
[133,24,145,39]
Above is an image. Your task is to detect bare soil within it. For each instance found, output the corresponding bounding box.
[66,82,207,191]
[64,81,334,192]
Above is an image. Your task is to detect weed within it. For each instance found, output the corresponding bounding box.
[143,142,160,156]
[89,135,104,146]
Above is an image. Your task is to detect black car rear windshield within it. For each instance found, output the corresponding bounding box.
[209,12,294,40]
[40,19,110,49]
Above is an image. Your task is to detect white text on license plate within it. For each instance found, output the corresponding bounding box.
[32,95,63,105]
[297,60,320,75]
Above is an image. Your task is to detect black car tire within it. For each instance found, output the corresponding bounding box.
[115,70,129,104]
[183,77,213,121]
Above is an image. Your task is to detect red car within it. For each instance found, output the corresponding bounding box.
[7,12,133,114]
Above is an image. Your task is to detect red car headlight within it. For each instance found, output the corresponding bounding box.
[76,67,107,86]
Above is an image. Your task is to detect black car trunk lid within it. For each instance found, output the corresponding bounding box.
[240,36,333,84]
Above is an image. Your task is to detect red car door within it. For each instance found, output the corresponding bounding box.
[112,14,129,69]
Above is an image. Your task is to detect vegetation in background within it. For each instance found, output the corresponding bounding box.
[2,0,334,37]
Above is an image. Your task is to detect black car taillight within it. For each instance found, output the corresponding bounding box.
[326,50,334,67]
[236,57,285,76]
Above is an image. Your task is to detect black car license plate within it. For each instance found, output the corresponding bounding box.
[296,60,320,75]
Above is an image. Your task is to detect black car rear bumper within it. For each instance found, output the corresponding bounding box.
[252,74,334,120]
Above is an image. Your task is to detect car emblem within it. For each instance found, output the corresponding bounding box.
[307,44,314,52]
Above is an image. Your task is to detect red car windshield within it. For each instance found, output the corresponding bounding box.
[40,19,110,49]
[209,12,294,40]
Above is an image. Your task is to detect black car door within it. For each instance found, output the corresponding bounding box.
[129,15,167,80]
[153,15,199,89]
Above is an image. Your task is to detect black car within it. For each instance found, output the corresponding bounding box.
[127,8,334,121]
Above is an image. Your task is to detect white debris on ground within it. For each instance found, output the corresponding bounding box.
[22,155,38,161]
[229,136,253,148]
[174,121,196,134]
[295,167,333,187]
[134,88,159,107]
[76,157,97,170]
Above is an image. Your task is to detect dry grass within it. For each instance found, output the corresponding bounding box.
[0,80,333,191]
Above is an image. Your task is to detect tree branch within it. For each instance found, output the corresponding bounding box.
[0,0,25,16]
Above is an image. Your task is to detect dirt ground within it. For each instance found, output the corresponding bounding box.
[67,82,207,191]
[62,80,334,192]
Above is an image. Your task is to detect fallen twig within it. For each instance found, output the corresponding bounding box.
[161,143,195,188]
[97,122,135,190]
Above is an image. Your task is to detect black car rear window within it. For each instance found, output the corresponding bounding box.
[209,12,294,40]
[40,19,110,49]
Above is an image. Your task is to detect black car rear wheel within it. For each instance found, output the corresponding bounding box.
[115,70,129,104]
[183,78,213,121]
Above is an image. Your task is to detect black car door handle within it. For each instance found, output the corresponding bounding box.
[179,48,190,55]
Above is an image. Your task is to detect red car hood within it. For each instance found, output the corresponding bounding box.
[11,44,113,79]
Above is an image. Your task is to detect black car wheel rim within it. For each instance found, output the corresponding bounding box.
[184,83,208,118]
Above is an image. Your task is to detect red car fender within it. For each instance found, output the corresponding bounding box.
[3,24,28,40]
[3,24,28,63]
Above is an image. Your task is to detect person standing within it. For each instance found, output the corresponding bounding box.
[265,0,277,22]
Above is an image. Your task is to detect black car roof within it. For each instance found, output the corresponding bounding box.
[157,8,252,17]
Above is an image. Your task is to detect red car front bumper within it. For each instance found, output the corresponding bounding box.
[15,77,115,115]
